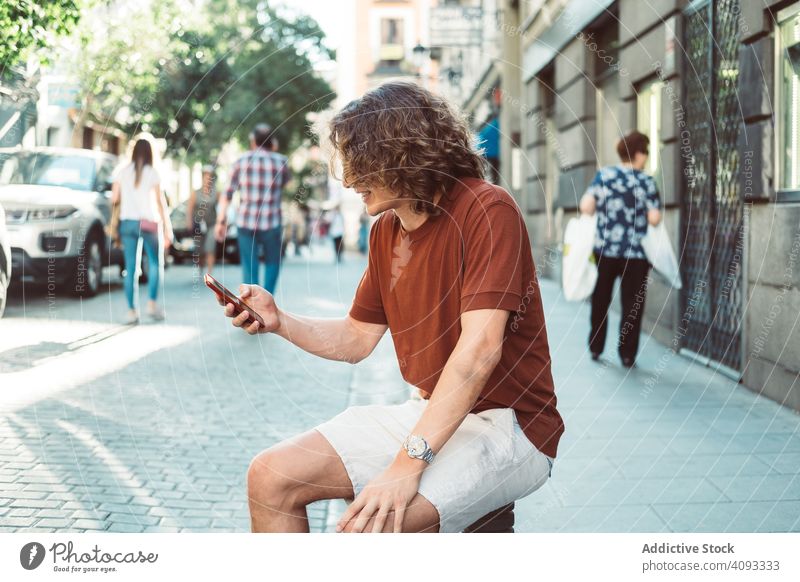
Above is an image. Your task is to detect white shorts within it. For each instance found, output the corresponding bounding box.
[314,398,554,533]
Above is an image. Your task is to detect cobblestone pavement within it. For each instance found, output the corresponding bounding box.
[1,244,799,533]
[0,246,375,532]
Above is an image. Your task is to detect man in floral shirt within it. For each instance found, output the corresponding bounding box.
[579,131,662,367]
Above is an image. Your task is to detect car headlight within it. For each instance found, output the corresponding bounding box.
[28,207,79,221]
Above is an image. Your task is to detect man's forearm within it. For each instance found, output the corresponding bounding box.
[216,197,229,224]
[274,311,382,364]
[395,345,500,473]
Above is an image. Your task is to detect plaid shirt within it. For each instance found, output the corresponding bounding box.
[225,149,290,231]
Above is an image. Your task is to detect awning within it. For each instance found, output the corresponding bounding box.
[522,0,616,83]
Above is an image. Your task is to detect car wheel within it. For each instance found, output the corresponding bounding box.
[73,236,102,297]
[225,241,240,265]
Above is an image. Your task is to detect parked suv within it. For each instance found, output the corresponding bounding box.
[0,147,123,296]
[0,202,10,317]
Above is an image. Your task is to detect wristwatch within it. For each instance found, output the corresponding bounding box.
[402,435,435,464]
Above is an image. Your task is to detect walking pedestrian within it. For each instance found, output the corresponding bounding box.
[216,81,564,533]
[111,138,173,324]
[215,124,290,294]
[579,130,663,367]
[357,210,369,255]
[477,115,500,184]
[187,165,218,274]
[328,202,345,263]
[282,200,308,257]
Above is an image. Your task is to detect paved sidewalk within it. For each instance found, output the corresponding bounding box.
[1,247,798,532]
[319,274,800,533]
[514,284,800,532]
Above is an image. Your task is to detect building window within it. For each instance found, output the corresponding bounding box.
[636,78,663,177]
[82,127,94,150]
[591,19,622,168]
[46,127,59,146]
[381,18,403,45]
[778,6,800,191]
[378,18,405,67]
[540,68,558,209]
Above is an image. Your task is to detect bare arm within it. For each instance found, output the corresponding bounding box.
[186,190,196,229]
[216,193,229,224]
[111,181,121,205]
[215,190,231,242]
[153,184,173,246]
[647,208,662,226]
[216,163,239,241]
[225,285,386,364]
[275,312,386,364]
[579,192,596,215]
[337,308,508,533]
[397,308,506,460]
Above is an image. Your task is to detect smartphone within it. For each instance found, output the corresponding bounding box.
[204,273,266,327]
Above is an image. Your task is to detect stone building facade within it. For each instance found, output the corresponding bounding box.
[488,0,799,410]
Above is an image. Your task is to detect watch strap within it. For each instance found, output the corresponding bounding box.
[403,435,435,464]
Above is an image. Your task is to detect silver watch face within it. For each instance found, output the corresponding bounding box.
[406,435,427,457]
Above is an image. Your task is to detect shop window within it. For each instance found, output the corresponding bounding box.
[46,127,59,146]
[590,18,622,168]
[378,18,404,67]
[778,5,800,191]
[540,68,558,209]
[636,78,664,177]
[82,127,94,150]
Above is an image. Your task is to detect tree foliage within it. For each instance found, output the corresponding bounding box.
[63,0,335,164]
[0,0,82,74]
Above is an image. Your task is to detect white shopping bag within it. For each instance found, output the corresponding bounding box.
[562,214,598,301]
[641,222,682,289]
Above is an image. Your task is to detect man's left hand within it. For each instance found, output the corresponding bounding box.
[336,460,423,533]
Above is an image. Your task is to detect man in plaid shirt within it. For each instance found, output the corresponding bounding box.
[216,124,291,294]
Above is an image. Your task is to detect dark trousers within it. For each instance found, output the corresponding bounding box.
[332,235,344,262]
[589,254,650,360]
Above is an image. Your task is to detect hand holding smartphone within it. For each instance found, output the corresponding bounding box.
[204,273,266,327]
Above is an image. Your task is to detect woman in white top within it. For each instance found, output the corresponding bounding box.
[111,139,172,324]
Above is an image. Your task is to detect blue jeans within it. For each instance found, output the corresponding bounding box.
[238,227,282,294]
[120,219,162,310]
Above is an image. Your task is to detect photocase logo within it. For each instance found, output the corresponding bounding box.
[20,542,46,570]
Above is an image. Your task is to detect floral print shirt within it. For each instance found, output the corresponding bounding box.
[586,165,661,259]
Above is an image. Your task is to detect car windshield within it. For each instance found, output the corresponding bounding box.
[0,153,97,191]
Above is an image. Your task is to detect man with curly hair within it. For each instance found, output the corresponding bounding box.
[218,81,565,533]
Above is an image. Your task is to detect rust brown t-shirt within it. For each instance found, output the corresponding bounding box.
[349,177,564,458]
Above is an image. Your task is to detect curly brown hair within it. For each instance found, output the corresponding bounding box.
[327,81,484,214]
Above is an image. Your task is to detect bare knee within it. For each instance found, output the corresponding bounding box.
[247,430,355,514]
[247,447,306,509]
